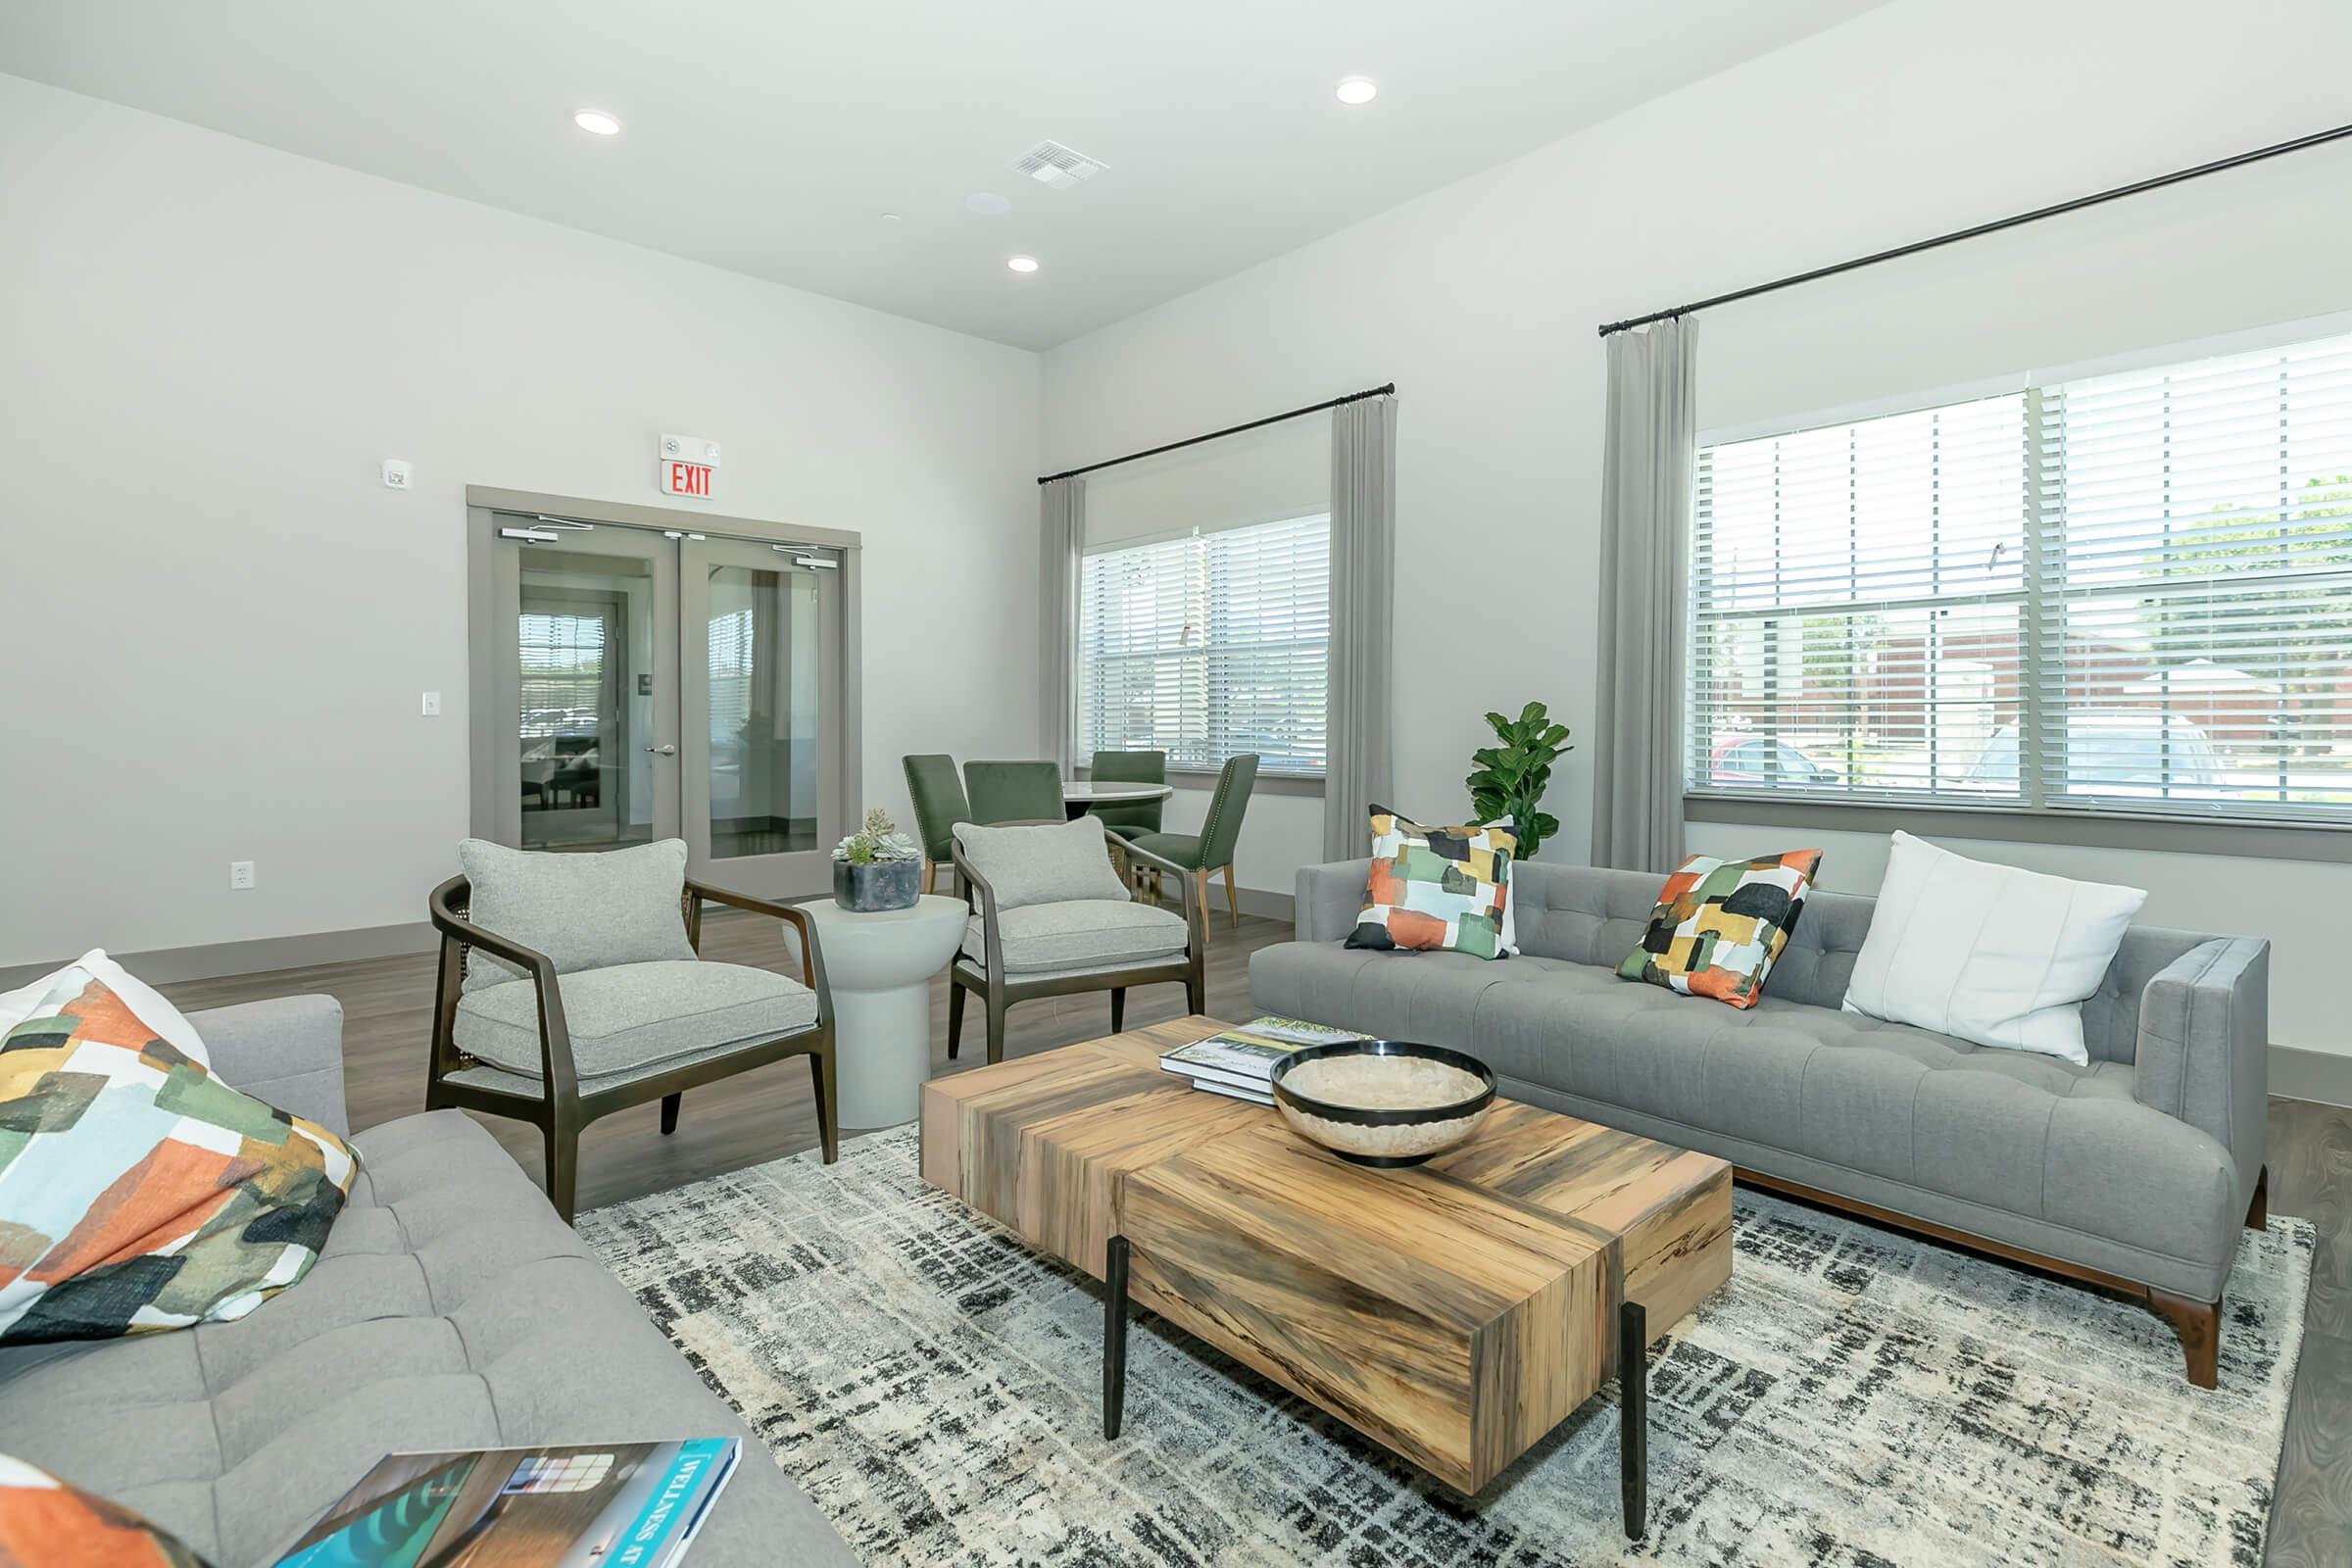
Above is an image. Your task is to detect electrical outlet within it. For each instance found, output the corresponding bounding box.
[228,860,256,890]
[420,691,442,716]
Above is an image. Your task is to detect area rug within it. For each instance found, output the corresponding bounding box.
[579,1127,2311,1567]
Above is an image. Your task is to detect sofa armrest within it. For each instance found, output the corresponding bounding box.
[1294,860,1372,944]
[2134,937,2268,1200]
[187,995,350,1137]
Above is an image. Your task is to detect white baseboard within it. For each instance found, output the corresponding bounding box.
[2271,1045,2352,1109]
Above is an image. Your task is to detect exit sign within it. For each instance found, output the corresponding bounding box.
[657,432,720,499]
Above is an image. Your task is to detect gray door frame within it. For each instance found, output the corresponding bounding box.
[466,485,864,899]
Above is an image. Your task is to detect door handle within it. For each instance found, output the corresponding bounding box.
[646,745,678,757]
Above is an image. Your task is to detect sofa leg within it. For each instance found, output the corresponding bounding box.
[2246,1165,2269,1231]
[947,982,965,1060]
[660,1093,681,1136]
[2148,1291,2220,1389]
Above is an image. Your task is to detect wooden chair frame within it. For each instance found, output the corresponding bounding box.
[948,832,1204,1066]
[426,874,837,1223]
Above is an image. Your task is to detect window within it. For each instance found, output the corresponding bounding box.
[516,609,612,740]
[1689,329,2352,825]
[1074,514,1329,774]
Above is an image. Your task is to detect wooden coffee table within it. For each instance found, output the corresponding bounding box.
[918,1016,1732,1530]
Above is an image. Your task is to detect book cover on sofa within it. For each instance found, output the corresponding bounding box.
[273,1439,739,1568]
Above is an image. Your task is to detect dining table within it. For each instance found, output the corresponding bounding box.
[1060,779,1175,819]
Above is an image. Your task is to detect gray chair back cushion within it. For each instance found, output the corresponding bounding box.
[1500,858,2211,1065]
[456,837,697,991]
[953,816,1130,911]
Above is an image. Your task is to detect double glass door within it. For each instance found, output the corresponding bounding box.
[480,516,846,895]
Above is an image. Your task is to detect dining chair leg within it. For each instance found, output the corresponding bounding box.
[1221,863,1240,928]
[808,1045,838,1164]
[1110,987,1126,1033]
[660,1093,681,1136]
[948,981,966,1060]
[1193,867,1211,945]
[922,861,937,896]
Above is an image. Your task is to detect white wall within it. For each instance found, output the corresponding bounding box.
[1040,0,2352,1055]
[0,74,1040,968]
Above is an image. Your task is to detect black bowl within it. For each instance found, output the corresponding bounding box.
[1267,1039,1498,1168]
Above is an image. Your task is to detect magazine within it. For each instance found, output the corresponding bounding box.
[274,1440,740,1568]
[1159,1017,1368,1095]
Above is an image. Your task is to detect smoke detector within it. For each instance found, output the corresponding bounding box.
[1007,140,1108,191]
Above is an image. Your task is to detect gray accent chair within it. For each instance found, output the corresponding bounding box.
[426,840,835,1222]
[950,816,1204,1063]
[0,996,856,1567]
[1252,858,2271,1388]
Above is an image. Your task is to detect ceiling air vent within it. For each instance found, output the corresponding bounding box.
[1007,140,1108,190]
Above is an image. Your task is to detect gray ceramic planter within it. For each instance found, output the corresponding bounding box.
[833,858,922,913]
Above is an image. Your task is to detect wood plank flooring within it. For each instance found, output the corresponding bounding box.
[157,912,2352,1566]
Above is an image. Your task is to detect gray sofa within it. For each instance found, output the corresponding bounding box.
[1252,858,2270,1387]
[0,996,855,1567]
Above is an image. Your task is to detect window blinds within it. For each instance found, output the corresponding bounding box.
[1075,513,1330,774]
[1690,328,2352,822]
[517,610,610,739]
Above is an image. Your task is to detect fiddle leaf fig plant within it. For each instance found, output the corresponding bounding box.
[1465,701,1574,860]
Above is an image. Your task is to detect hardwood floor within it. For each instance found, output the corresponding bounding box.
[158,913,2352,1566]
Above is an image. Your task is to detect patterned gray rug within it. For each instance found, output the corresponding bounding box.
[578,1126,2311,1567]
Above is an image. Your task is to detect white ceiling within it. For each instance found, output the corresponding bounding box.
[0,1,1884,351]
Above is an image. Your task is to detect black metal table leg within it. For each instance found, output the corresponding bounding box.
[1103,1234,1131,1439]
[1620,1298,1647,1540]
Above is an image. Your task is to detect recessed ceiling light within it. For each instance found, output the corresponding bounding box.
[573,109,622,136]
[1336,76,1378,106]
[880,212,902,221]
[1007,255,1040,274]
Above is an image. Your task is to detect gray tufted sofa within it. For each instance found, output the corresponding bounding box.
[0,995,854,1567]
[1252,858,2271,1387]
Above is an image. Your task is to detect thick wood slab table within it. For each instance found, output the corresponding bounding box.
[919,1016,1733,1516]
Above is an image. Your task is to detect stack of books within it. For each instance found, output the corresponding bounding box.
[1158,1016,1368,1105]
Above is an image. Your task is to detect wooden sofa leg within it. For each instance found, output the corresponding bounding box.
[660,1093,681,1136]
[2246,1166,2269,1230]
[2149,1291,2220,1389]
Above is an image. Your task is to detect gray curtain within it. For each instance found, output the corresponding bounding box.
[1039,476,1084,771]
[1591,316,1697,873]
[1324,395,1396,860]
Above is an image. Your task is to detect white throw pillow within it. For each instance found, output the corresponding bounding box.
[0,949,209,1063]
[1840,832,2146,1065]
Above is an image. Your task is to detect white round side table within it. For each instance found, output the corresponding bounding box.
[804,894,966,1128]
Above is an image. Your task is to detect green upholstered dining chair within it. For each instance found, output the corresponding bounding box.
[903,754,970,895]
[1088,750,1166,842]
[963,760,1063,825]
[1129,753,1258,942]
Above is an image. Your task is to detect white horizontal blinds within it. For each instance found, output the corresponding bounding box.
[517,610,609,738]
[1690,397,2030,799]
[2034,334,2352,816]
[1075,514,1329,774]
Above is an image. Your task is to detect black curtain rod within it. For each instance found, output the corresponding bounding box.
[1038,382,1395,485]
[1596,121,2352,338]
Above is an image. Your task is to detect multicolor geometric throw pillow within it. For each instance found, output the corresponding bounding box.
[1617,850,1824,1007]
[1345,806,1519,959]
[0,1453,215,1568]
[0,953,359,1347]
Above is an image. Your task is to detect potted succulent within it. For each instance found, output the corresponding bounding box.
[832,808,923,912]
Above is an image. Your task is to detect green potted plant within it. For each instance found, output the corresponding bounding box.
[1465,701,1574,860]
[832,808,923,911]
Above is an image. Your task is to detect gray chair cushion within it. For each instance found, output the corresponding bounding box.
[457,837,696,992]
[0,1111,854,1568]
[963,900,1186,974]
[454,960,816,1078]
[952,816,1129,910]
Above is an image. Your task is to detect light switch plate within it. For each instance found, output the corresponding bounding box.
[420,691,442,716]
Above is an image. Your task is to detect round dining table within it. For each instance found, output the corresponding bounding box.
[1060,779,1175,819]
